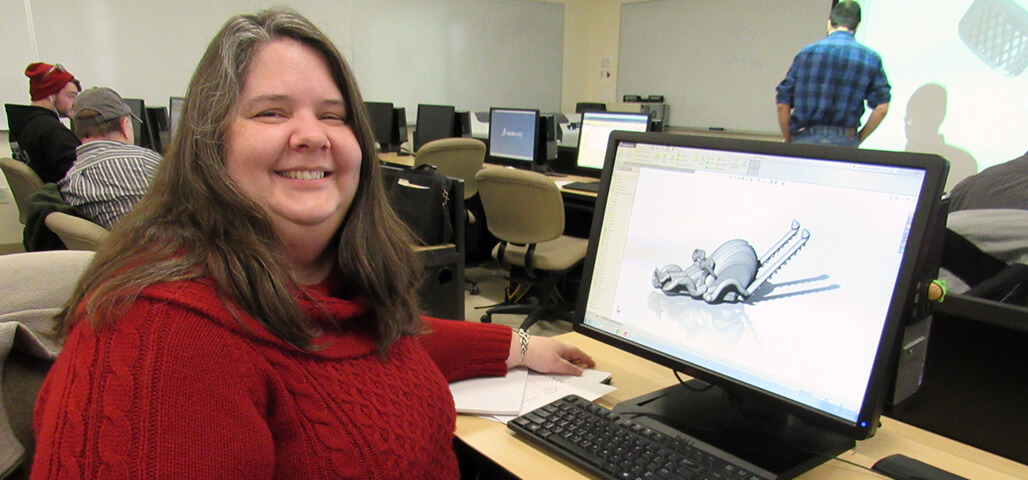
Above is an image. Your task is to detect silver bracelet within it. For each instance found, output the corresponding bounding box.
[516,328,530,366]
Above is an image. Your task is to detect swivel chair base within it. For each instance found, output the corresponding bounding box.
[480,301,574,331]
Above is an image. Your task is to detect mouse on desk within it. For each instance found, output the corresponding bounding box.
[871,453,967,480]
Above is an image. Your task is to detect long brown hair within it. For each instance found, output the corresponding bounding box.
[58,8,423,351]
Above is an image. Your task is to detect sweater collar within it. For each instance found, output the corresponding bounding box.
[143,278,379,359]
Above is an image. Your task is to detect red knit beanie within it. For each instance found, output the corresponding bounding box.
[25,62,76,101]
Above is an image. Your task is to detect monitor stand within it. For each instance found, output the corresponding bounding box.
[612,380,855,479]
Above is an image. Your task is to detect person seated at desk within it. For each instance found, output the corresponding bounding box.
[6,62,82,183]
[59,87,162,229]
[31,8,593,479]
[948,149,1028,212]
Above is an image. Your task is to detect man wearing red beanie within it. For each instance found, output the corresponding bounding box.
[5,62,82,183]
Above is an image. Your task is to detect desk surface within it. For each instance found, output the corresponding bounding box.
[454,332,1028,480]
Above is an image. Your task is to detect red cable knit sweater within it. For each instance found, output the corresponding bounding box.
[31,278,513,479]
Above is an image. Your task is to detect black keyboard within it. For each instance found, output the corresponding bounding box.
[563,181,600,193]
[508,395,772,480]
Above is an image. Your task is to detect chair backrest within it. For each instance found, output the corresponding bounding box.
[0,250,94,479]
[44,212,109,251]
[414,138,486,199]
[575,102,607,113]
[0,157,45,224]
[475,167,564,246]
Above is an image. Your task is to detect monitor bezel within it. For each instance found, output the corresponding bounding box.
[487,107,541,168]
[572,131,949,440]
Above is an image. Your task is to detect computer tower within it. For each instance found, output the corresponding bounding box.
[640,103,669,132]
[888,195,950,408]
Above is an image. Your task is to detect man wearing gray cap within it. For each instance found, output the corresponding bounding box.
[59,87,162,229]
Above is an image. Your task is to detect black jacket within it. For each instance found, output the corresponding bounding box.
[5,104,80,183]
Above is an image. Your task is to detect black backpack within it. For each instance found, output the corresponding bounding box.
[386,164,454,245]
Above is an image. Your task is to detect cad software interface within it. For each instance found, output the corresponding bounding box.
[583,140,927,423]
[576,112,649,170]
[489,109,538,162]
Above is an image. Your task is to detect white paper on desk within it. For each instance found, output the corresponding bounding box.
[492,369,617,424]
[449,368,528,415]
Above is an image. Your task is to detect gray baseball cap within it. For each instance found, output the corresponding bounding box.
[73,87,137,123]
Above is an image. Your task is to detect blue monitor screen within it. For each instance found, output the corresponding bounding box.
[488,108,539,164]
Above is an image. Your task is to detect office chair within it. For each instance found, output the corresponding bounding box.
[43,212,109,251]
[575,102,607,113]
[415,138,487,294]
[0,250,94,479]
[0,158,45,225]
[475,167,589,330]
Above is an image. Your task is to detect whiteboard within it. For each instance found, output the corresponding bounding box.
[618,0,830,134]
[0,0,562,129]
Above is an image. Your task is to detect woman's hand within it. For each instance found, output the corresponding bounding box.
[507,329,595,375]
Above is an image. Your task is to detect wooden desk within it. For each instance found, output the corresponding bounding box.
[454,333,1028,479]
[379,151,415,167]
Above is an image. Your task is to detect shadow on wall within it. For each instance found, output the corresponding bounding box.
[904,83,978,190]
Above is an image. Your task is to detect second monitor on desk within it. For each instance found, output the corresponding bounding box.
[487,107,557,174]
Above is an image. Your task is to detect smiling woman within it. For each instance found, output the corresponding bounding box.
[29,7,593,480]
[224,38,363,284]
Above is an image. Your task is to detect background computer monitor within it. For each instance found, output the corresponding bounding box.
[168,96,185,140]
[145,106,170,154]
[414,104,457,152]
[575,132,948,478]
[365,101,397,152]
[574,111,649,176]
[487,108,540,169]
[123,98,153,151]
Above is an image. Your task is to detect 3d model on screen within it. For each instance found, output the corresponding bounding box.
[652,220,810,304]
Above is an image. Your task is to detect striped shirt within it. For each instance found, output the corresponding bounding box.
[776,31,891,133]
[59,140,162,229]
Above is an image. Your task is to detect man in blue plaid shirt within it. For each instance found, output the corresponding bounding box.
[776,1,890,147]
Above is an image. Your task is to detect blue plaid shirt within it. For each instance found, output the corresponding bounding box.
[776,31,890,133]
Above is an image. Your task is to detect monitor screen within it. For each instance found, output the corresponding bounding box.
[575,111,649,172]
[414,104,456,152]
[575,132,947,475]
[488,108,539,166]
[168,96,185,140]
[365,101,395,151]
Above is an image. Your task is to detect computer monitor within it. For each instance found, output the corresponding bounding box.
[574,111,649,176]
[145,106,170,154]
[365,101,397,152]
[575,132,948,478]
[123,98,153,151]
[487,108,540,170]
[414,104,457,152]
[168,96,185,140]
